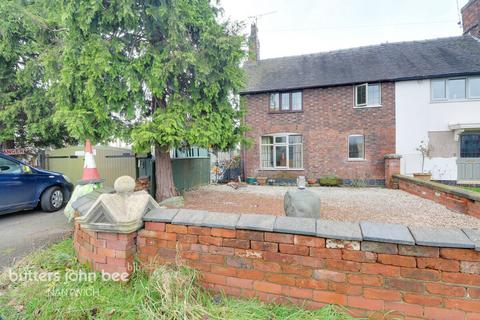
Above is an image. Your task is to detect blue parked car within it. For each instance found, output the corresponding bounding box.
[0,152,74,214]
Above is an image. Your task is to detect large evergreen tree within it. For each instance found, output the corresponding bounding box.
[53,0,247,200]
[0,1,75,149]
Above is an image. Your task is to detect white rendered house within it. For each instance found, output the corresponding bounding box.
[395,77,480,183]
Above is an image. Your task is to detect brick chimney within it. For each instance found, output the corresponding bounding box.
[248,23,260,61]
[462,0,480,37]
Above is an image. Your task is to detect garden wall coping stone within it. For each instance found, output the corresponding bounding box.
[274,216,316,236]
[384,154,402,159]
[143,208,179,223]
[71,188,115,216]
[140,208,480,249]
[410,226,475,248]
[463,229,480,251]
[71,197,97,216]
[316,220,362,241]
[393,174,480,202]
[360,221,415,245]
[236,214,276,231]
[201,212,240,229]
[171,209,208,226]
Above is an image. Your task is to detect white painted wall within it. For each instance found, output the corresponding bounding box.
[395,79,480,181]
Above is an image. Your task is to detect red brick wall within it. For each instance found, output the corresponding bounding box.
[74,223,136,277]
[397,177,480,219]
[242,83,395,180]
[136,222,480,319]
[462,0,480,37]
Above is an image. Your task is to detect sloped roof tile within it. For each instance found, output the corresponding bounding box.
[241,35,480,94]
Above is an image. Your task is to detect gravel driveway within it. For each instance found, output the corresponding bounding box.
[183,185,480,229]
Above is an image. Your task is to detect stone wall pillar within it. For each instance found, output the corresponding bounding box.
[384,154,401,189]
[72,175,160,281]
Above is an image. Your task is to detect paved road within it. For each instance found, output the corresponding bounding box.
[0,209,72,268]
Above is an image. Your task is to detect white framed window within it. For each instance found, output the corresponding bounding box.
[348,135,365,160]
[431,79,446,100]
[448,78,466,100]
[468,77,480,99]
[260,134,303,169]
[354,83,381,107]
[431,77,480,101]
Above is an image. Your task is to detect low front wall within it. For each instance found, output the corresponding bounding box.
[136,221,480,319]
[394,174,480,219]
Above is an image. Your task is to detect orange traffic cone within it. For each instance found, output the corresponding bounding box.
[78,139,103,185]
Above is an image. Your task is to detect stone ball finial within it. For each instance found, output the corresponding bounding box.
[114,176,136,194]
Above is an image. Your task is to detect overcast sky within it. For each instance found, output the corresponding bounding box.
[220,0,469,59]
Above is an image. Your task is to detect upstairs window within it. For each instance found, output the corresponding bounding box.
[269,91,303,112]
[431,77,480,101]
[355,83,381,107]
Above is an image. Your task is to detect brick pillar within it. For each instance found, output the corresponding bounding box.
[384,154,401,189]
[74,222,137,281]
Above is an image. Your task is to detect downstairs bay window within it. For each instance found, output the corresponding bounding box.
[260,134,303,169]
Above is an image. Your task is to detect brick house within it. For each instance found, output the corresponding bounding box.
[240,0,480,185]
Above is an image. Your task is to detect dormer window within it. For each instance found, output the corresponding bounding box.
[269,91,303,112]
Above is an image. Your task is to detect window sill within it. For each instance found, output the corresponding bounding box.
[268,110,303,114]
[430,98,480,104]
[259,168,305,171]
[347,158,367,162]
[353,105,382,109]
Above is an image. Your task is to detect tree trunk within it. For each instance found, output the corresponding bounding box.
[155,144,177,202]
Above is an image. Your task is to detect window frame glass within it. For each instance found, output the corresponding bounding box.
[268,91,302,112]
[269,93,280,111]
[431,76,480,102]
[260,133,303,169]
[280,93,290,111]
[460,132,480,158]
[291,91,303,111]
[348,134,365,160]
[447,78,466,101]
[354,83,381,108]
[468,77,480,99]
[431,79,447,101]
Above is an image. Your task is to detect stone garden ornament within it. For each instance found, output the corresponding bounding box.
[284,184,321,219]
[75,176,160,233]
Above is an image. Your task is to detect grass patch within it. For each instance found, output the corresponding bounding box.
[465,187,480,193]
[0,239,371,320]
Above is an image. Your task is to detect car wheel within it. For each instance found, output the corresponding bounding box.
[40,186,65,212]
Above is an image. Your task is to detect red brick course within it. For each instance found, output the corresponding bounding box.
[134,222,480,319]
[242,83,396,180]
